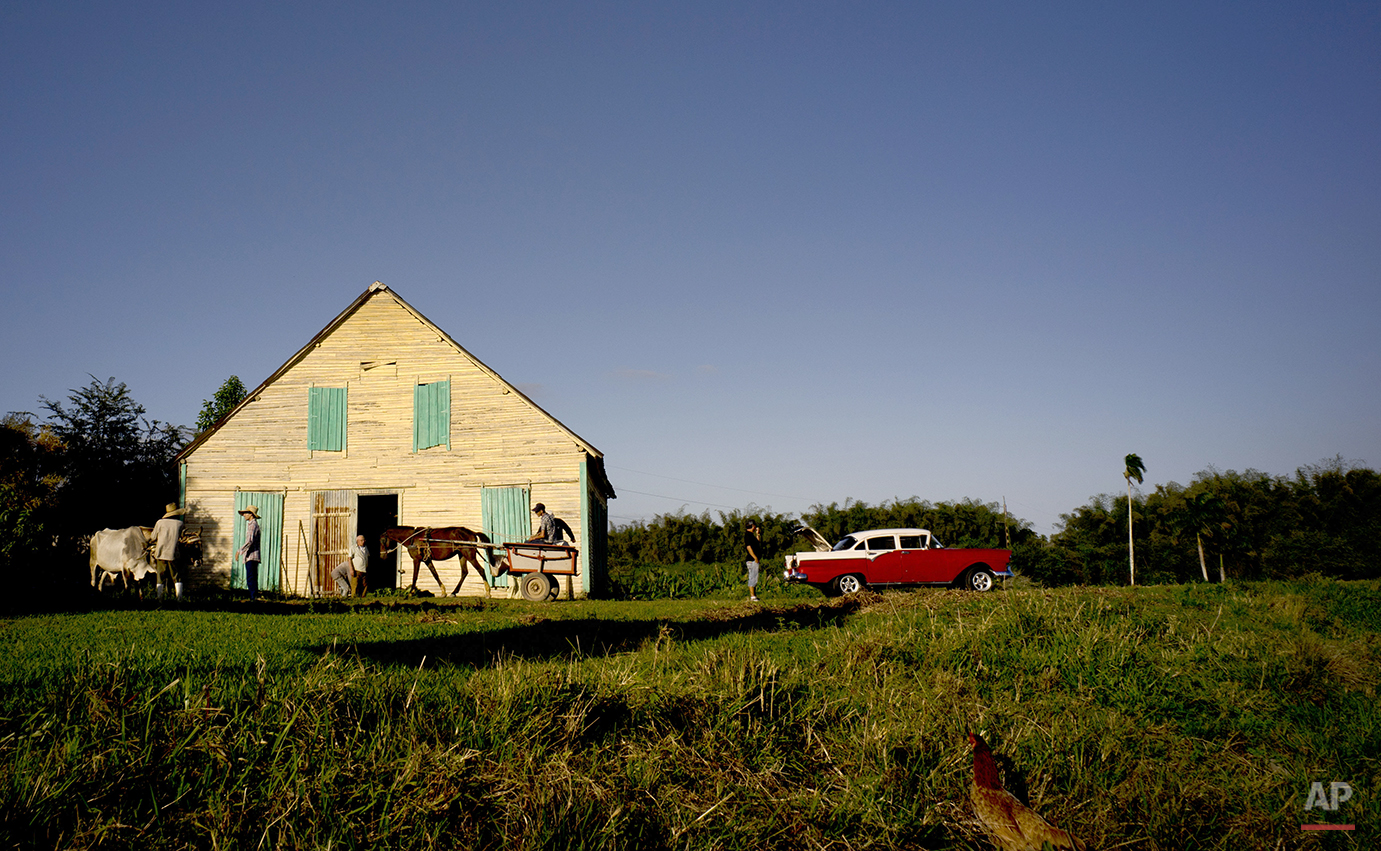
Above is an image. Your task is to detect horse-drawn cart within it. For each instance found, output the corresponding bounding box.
[503,542,579,602]
[380,526,577,601]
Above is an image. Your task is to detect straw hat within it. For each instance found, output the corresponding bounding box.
[238,505,260,519]
[163,503,188,518]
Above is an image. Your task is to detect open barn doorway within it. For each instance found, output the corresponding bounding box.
[357,494,399,592]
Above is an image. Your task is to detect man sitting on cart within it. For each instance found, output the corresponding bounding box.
[528,503,571,545]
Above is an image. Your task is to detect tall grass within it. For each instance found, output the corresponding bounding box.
[1,580,1376,849]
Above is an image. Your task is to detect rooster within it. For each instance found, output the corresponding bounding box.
[968,732,1085,851]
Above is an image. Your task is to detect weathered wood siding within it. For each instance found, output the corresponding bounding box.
[181,290,603,597]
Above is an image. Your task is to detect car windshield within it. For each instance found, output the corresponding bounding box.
[831,535,857,552]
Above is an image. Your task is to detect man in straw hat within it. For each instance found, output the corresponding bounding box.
[151,502,187,600]
[237,505,261,601]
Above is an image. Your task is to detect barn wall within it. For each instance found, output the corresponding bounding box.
[181,291,602,597]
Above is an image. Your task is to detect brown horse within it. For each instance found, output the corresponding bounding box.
[380,526,507,596]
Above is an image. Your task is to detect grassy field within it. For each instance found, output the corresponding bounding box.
[1,579,1376,850]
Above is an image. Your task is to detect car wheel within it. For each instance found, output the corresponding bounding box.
[965,568,996,592]
[834,574,867,595]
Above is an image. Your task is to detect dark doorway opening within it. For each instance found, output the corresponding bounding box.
[357,494,399,591]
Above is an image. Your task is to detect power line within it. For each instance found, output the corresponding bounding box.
[615,488,745,512]
[607,464,809,503]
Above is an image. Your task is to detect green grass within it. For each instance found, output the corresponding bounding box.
[1,580,1376,849]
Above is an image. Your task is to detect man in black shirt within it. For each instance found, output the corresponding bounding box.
[744,520,764,602]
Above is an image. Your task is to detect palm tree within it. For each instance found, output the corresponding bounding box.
[1124,453,1145,585]
[1183,491,1227,582]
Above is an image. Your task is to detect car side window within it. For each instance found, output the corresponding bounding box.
[899,535,922,549]
[867,536,896,550]
[853,540,866,550]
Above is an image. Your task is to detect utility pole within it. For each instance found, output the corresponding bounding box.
[1002,497,1010,549]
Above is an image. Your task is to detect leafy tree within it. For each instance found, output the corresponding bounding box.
[196,375,248,434]
[1124,453,1145,585]
[40,376,189,535]
[0,414,64,595]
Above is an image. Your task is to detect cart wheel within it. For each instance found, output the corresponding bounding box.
[520,573,554,602]
[542,573,560,601]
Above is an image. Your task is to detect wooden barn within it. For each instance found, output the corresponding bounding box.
[175,282,615,598]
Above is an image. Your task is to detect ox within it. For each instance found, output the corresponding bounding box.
[90,527,155,593]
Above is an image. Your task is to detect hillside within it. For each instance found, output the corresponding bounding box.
[1,580,1376,849]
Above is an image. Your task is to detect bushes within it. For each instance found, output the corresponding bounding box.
[610,498,1031,570]
[611,466,1381,590]
[609,509,798,567]
[1037,461,1381,586]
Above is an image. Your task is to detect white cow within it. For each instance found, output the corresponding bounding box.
[90,527,155,592]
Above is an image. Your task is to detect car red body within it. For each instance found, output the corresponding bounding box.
[783,527,1012,595]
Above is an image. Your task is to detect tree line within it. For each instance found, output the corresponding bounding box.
[610,498,1039,569]
[609,458,1381,586]
[1,375,245,603]
[1031,460,1381,585]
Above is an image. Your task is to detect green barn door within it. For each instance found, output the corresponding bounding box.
[481,486,529,588]
[581,456,608,598]
[232,491,284,593]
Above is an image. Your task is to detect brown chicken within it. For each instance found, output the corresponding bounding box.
[968,732,1085,851]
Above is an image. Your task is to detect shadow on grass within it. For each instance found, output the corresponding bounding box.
[5,590,504,617]
[327,596,873,668]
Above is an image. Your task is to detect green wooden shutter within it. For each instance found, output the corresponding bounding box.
[231,491,284,592]
[413,380,450,451]
[581,456,608,598]
[482,486,529,588]
[308,387,347,451]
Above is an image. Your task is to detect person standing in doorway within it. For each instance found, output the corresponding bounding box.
[238,505,261,601]
[744,520,764,602]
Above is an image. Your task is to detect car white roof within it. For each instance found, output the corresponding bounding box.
[795,525,939,553]
[841,529,933,538]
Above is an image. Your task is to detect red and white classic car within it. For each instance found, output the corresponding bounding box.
[783,526,1012,595]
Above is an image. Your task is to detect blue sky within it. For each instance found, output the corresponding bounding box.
[3,2,1378,534]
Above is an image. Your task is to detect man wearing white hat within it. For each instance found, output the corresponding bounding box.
[151,502,187,600]
[237,505,261,601]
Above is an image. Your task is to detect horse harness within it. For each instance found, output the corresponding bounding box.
[383,527,496,563]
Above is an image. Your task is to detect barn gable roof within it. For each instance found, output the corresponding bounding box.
[177,282,615,499]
